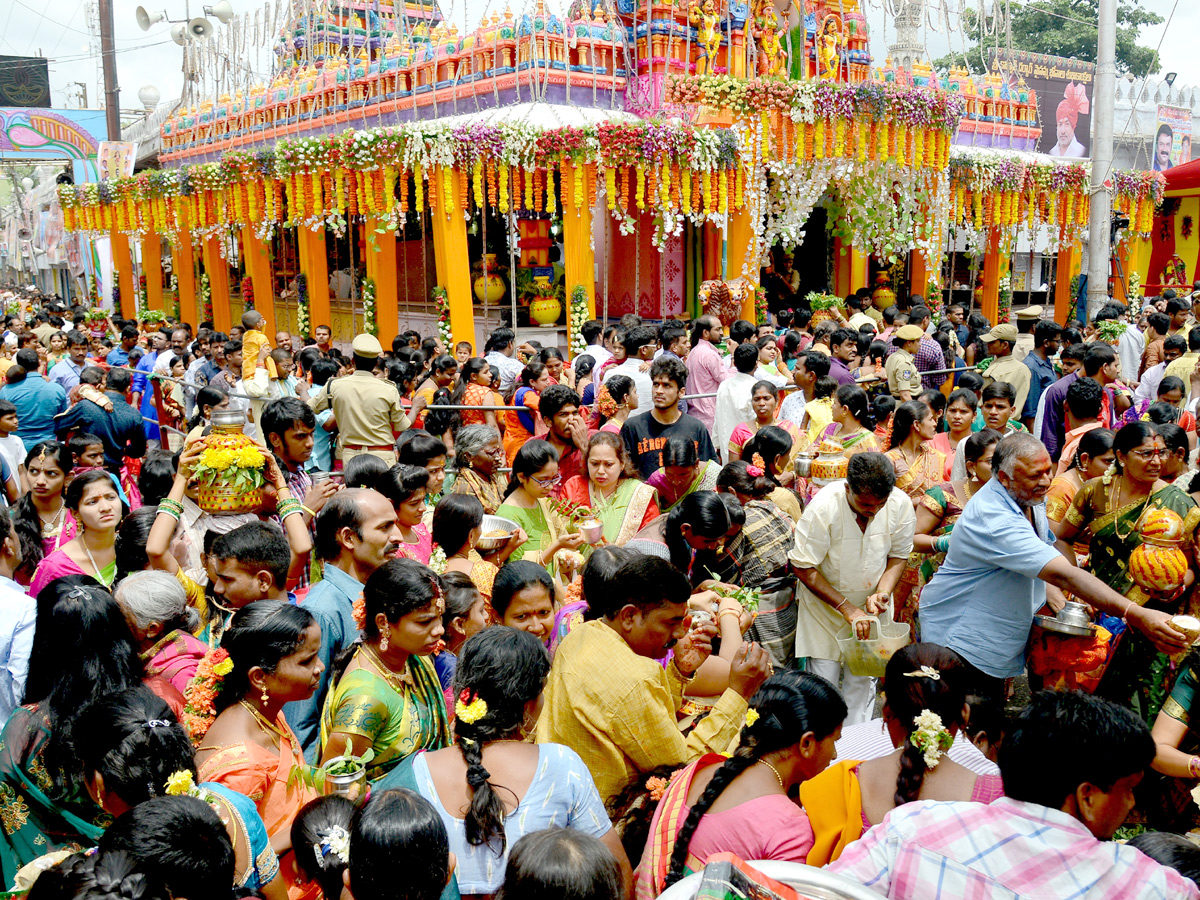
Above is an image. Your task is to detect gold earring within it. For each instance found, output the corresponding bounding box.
[261,685,269,704]
[380,633,389,652]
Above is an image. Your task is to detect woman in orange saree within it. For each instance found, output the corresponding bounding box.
[194,602,325,900]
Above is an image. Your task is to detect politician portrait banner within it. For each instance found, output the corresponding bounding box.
[1155,105,1192,172]
[990,50,1095,159]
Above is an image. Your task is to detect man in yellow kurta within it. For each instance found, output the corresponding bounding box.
[537,554,770,803]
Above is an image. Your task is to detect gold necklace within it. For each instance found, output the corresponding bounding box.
[359,644,414,694]
[757,759,785,790]
[239,700,285,747]
[1109,474,1151,542]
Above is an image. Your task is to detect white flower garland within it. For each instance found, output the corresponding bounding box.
[910,710,953,770]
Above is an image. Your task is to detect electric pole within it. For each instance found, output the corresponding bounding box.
[98,0,120,140]
[1086,0,1116,319]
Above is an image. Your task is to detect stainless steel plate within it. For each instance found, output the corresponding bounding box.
[1034,615,1096,637]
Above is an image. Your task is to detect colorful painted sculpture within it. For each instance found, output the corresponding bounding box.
[690,0,723,76]
[816,14,841,80]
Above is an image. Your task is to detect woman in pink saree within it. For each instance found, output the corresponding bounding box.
[113,568,207,693]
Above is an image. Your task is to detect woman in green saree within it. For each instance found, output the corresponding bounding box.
[645,437,720,513]
[0,580,146,886]
[496,441,585,578]
[561,432,659,547]
[1147,651,1200,831]
[320,559,450,781]
[1054,421,1200,722]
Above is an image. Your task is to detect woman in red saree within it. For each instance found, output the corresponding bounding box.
[560,432,658,547]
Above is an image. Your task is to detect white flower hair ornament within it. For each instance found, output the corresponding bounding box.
[314,826,351,869]
[910,710,954,770]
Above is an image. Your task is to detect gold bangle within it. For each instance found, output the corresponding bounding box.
[718,609,742,622]
[301,505,317,517]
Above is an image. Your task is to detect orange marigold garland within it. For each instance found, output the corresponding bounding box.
[181,648,234,744]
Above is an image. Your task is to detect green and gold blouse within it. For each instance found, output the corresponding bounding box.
[318,654,450,781]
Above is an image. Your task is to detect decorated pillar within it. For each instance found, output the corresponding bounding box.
[1054,242,1080,324]
[297,227,331,336]
[173,236,198,326]
[428,167,475,346]
[142,234,164,311]
[201,236,232,334]
[909,251,929,300]
[562,163,596,349]
[240,226,277,341]
[725,207,760,322]
[980,227,1002,324]
[364,220,399,342]
[833,238,869,298]
[110,230,136,320]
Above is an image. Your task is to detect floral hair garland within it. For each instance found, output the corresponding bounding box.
[314,826,351,869]
[596,383,618,419]
[456,689,488,724]
[910,710,954,770]
[352,595,367,632]
[181,648,234,744]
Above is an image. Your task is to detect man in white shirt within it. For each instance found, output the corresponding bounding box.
[0,513,33,721]
[789,452,915,724]
[575,319,612,374]
[602,325,656,415]
[714,344,761,463]
[482,327,526,394]
[846,294,876,331]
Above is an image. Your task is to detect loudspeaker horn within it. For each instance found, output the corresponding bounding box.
[170,22,189,44]
[136,6,165,30]
[205,1,235,24]
[187,16,214,38]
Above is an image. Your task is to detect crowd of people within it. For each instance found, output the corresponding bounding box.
[3,281,1200,900]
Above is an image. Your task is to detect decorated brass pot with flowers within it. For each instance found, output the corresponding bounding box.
[810,438,848,487]
[192,409,268,515]
[1128,508,1189,598]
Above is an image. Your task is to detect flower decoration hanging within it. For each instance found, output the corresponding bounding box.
[362,277,378,337]
[569,284,589,356]
[432,285,451,347]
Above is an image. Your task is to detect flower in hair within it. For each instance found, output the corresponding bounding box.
[744,709,760,728]
[181,648,232,745]
[910,710,954,770]
[751,453,767,470]
[646,776,669,802]
[313,826,351,869]
[596,383,619,419]
[745,464,764,478]
[904,666,941,681]
[164,770,199,797]
[456,689,488,724]
[352,595,367,632]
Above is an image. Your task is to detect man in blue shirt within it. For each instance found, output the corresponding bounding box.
[920,432,1186,700]
[54,366,146,475]
[0,349,67,445]
[285,489,402,760]
[106,325,140,367]
[1020,319,1062,429]
[48,332,90,392]
[132,331,166,442]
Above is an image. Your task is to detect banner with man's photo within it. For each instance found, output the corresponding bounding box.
[989,50,1095,159]
[1154,105,1192,172]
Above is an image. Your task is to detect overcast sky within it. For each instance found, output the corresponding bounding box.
[0,0,1195,130]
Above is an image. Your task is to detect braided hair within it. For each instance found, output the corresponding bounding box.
[883,643,969,808]
[27,850,169,900]
[664,671,846,887]
[453,627,551,851]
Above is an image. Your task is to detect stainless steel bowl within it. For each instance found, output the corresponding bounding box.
[477,514,520,552]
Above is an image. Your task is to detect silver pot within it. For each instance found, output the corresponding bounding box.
[1056,601,1092,629]
[794,454,816,478]
[323,757,368,804]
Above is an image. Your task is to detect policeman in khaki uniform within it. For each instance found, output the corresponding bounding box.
[979,322,1032,418]
[308,333,412,466]
[885,324,924,402]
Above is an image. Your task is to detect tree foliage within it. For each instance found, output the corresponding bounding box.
[932,0,1163,78]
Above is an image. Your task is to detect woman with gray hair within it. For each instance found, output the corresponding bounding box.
[451,424,508,514]
[114,570,206,694]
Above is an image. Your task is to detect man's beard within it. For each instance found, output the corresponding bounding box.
[1005,485,1044,510]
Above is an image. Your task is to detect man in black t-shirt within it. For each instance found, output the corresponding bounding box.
[621,356,719,479]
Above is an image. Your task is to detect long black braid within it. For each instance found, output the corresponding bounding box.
[663,671,846,887]
[453,627,550,850]
[883,643,971,808]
